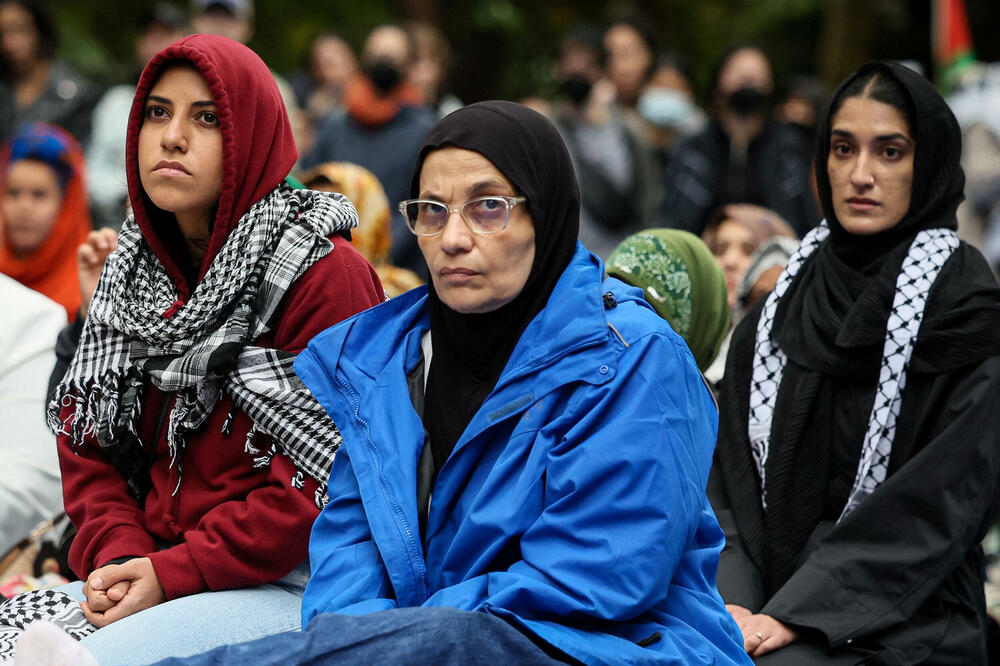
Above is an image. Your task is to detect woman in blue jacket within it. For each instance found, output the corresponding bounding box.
[151,101,749,665]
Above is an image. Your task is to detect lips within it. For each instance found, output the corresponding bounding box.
[152,160,191,176]
[440,267,478,276]
[846,196,879,211]
[439,267,479,284]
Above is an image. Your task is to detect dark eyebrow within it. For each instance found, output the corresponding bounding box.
[874,132,912,144]
[145,95,216,108]
[831,128,912,144]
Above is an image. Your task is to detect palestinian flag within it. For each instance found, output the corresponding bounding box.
[933,0,976,90]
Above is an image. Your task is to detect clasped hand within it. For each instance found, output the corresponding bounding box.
[81,557,165,627]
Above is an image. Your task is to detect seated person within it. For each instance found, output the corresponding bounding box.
[136,101,751,665]
[0,274,66,559]
[605,228,730,373]
[21,34,383,664]
[711,62,1000,664]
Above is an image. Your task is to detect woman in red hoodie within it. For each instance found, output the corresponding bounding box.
[45,34,383,662]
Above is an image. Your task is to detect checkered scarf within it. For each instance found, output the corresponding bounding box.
[749,221,958,518]
[47,183,356,507]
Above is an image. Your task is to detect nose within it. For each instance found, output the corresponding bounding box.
[160,115,188,152]
[849,151,873,189]
[720,246,741,270]
[438,209,473,253]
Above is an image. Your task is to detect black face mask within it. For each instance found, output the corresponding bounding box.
[559,75,593,107]
[727,86,767,116]
[364,59,402,96]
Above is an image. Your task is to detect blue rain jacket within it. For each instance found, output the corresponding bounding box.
[295,244,751,665]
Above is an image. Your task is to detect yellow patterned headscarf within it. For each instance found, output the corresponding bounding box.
[300,162,423,297]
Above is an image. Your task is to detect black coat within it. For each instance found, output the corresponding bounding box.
[711,296,1000,665]
[658,120,818,237]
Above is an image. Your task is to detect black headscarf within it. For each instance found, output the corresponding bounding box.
[415,101,581,467]
[773,61,1000,378]
[730,62,1000,591]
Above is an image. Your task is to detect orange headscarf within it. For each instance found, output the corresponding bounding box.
[300,161,422,297]
[0,123,91,319]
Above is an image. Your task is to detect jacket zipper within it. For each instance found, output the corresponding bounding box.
[334,372,430,604]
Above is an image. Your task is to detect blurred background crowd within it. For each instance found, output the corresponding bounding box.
[4,0,1000,610]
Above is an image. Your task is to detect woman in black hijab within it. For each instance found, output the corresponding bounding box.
[141,101,750,664]
[710,61,1000,664]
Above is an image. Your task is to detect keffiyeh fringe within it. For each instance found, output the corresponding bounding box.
[48,184,356,506]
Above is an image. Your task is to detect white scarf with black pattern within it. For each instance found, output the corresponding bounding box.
[748,220,959,519]
[48,184,356,507]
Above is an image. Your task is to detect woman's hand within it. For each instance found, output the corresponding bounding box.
[726,603,753,620]
[736,613,798,657]
[81,558,165,627]
[77,228,118,317]
[81,564,131,613]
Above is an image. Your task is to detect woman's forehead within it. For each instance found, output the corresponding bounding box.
[419,147,515,194]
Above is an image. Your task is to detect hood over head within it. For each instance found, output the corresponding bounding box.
[126,33,297,296]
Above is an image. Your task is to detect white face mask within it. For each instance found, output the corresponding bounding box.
[638,88,696,129]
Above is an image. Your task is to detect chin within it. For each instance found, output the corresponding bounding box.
[837,214,902,236]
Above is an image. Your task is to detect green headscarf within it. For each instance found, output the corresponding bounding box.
[606,229,730,372]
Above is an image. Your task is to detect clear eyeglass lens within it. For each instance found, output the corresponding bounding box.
[406,201,448,234]
[464,197,508,232]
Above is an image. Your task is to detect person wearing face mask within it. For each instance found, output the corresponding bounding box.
[710,62,1000,664]
[638,54,708,180]
[553,24,660,260]
[659,46,818,238]
[305,23,436,277]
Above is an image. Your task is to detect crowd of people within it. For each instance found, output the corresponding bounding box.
[1,0,1000,664]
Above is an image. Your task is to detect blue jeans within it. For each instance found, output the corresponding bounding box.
[154,606,569,665]
[57,562,309,665]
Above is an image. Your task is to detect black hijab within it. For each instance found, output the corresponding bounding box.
[773,61,1000,377]
[714,63,1000,593]
[416,101,581,467]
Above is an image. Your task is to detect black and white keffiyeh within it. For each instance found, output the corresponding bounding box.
[0,589,95,660]
[748,221,959,517]
[47,184,357,507]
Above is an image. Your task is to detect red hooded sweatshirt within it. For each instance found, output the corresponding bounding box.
[57,35,384,599]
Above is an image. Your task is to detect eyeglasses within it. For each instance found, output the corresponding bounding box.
[398,195,527,236]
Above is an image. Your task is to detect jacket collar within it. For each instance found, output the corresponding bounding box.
[310,242,611,391]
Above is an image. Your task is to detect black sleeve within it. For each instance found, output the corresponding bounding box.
[46,314,85,402]
[707,463,766,611]
[762,356,1000,647]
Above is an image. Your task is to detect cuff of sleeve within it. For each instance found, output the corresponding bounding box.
[92,526,157,573]
[147,543,208,600]
[763,562,873,648]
